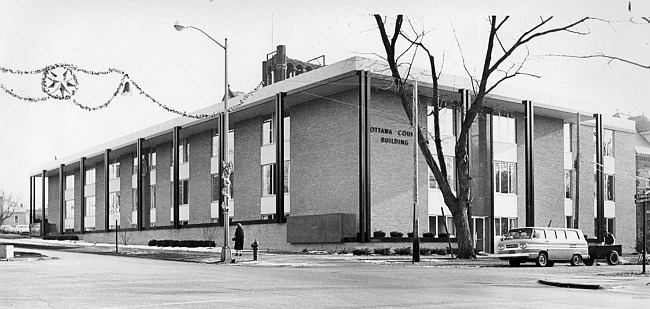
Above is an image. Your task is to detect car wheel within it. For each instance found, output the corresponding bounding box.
[606,250,619,265]
[535,252,548,267]
[508,259,520,267]
[570,254,582,266]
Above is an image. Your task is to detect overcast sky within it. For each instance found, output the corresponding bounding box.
[1,0,649,207]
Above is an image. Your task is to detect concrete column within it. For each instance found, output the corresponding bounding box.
[523,100,535,227]
[80,157,86,233]
[275,92,286,223]
[172,127,180,228]
[358,70,371,242]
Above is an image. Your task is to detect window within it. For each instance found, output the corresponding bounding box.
[546,229,557,240]
[566,216,574,228]
[262,161,290,196]
[567,230,580,241]
[150,186,156,209]
[109,192,120,216]
[436,216,455,237]
[85,168,95,185]
[607,218,615,234]
[109,161,120,179]
[262,115,274,145]
[65,174,74,190]
[14,214,18,223]
[149,148,156,170]
[212,174,220,202]
[132,189,138,211]
[85,196,95,217]
[133,156,139,175]
[494,161,516,194]
[429,156,455,190]
[427,104,455,138]
[495,217,518,235]
[178,179,189,205]
[65,200,74,219]
[493,111,516,143]
[177,139,190,163]
[564,123,572,152]
[212,130,220,157]
[564,170,572,198]
[606,174,615,201]
[428,216,437,235]
[603,129,614,157]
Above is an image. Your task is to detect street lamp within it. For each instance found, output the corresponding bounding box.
[174,21,231,263]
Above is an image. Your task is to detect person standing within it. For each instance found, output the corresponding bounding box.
[233,223,245,256]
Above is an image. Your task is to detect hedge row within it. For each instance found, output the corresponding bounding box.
[43,235,79,241]
[148,239,216,248]
[352,247,450,256]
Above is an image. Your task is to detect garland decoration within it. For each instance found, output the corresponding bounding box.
[0,63,264,119]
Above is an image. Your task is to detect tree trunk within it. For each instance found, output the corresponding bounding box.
[450,199,474,258]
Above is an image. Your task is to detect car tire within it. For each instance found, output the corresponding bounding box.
[535,252,549,267]
[509,259,520,267]
[606,250,619,265]
[570,254,582,266]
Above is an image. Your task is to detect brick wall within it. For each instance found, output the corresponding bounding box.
[120,154,133,227]
[533,116,565,227]
[73,167,82,232]
[189,131,212,224]
[233,116,262,221]
[369,89,428,235]
[615,130,636,253]
[156,142,172,227]
[291,90,359,217]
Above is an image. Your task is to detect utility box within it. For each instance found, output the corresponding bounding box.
[0,245,15,260]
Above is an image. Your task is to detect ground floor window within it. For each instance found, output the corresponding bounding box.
[171,179,189,205]
[429,215,455,237]
[150,186,156,209]
[565,216,573,228]
[261,161,290,196]
[85,196,95,217]
[65,200,74,219]
[494,217,517,236]
[593,217,616,236]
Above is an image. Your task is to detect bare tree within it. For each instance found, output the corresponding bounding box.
[374,15,594,258]
[0,190,20,224]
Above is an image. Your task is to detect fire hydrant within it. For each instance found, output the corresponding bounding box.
[251,239,259,261]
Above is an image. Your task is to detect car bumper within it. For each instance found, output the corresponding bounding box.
[497,251,537,260]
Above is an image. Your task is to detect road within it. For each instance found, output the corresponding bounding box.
[1,248,648,308]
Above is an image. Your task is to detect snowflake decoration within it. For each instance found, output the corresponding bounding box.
[41,64,78,100]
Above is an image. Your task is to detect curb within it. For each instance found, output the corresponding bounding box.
[537,279,603,290]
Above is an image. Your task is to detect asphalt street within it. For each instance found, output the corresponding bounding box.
[1,246,649,308]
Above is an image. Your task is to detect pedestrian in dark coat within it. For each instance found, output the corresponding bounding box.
[234,223,244,256]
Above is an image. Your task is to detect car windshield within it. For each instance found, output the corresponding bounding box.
[505,228,533,240]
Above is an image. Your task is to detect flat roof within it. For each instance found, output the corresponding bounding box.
[30,56,635,175]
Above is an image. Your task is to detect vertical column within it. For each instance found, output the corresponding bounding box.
[217,116,225,226]
[358,70,371,242]
[523,100,535,227]
[275,92,286,223]
[104,149,110,231]
[136,138,144,231]
[574,113,581,229]
[29,176,33,225]
[594,113,605,242]
[172,127,180,229]
[80,157,86,233]
[41,170,46,237]
[59,164,64,234]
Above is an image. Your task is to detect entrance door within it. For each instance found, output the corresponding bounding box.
[473,217,485,253]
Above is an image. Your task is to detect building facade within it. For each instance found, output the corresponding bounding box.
[29,49,638,253]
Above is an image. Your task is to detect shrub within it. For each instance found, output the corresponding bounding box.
[338,248,350,254]
[407,232,414,238]
[374,247,392,255]
[389,231,404,238]
[435,248,447,255]
[393,247,412,255]
[352,248,372,256]
[373,230,386,238]
[423,232,435,238]
[153,240,215,248]
[43,235,79,241]
[438,233,449,238]
[419,247,433,255]
[148,239,157,246]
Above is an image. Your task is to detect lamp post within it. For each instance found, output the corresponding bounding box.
[174,21,232,263]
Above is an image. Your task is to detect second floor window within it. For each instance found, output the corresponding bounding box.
[565,170,572,199]
[65,174,74,190]
[85,168,95,185]
[427,104,455,139]
[493,111,516,143]
[109,162,120,179]
[494,161,516,194]
[429,156,455,191]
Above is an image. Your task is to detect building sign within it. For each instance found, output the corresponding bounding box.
[370,126,412,146]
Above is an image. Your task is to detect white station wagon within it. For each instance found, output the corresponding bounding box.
[497,227,589,267]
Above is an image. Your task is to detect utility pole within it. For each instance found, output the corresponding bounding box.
[412,81,420,263]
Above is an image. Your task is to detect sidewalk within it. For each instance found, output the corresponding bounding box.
[3,236,650,291]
